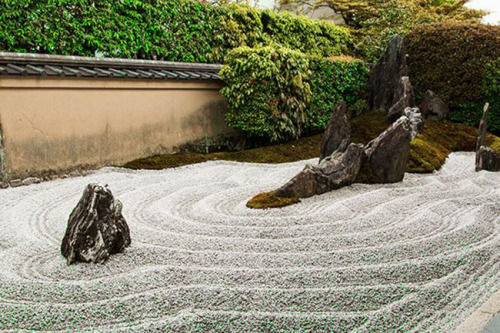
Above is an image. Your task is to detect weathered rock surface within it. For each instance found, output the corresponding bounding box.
[275,143,364,198]
[61,183,131,265]
[475,103,500,172]
[369,35,409,111]
[476,147,500,172]
[387,76,416,123]
[22,177,41,186]
[419,90,448,120]
[319,101,350,161]
[404,107,424,139]
[360,116,412,183]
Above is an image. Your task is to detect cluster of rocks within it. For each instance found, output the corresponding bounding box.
[370,34,447,127]
[275,102,413,198]
[61,183,131,265]
[476,103,500,172]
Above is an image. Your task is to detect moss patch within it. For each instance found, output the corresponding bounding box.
[246,191,300,209]
[124,112,500,175]
[123,135,321,170]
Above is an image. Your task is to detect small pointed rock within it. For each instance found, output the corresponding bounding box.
[387,76,416,123]
[319,101,351,161]
[61,183,131,265]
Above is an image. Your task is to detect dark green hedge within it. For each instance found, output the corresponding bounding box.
[220,47,368,142]
[0,0,352,63]
[406,23,500,132]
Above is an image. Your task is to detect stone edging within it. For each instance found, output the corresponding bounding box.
[455,289,500,332]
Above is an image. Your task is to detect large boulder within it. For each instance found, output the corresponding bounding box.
[319,101,350,161]
[359,116,412,183]
[387,76,416,123]
[369,35,409,111]
[419,90,449,120]
[61,184,131,265]
[404,107,424,139]
[275,143,364,198]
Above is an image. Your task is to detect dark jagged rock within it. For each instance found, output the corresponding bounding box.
[369,35,409,111]
[319,101,350,161]
[387,76,415,123]
[477,147,500,172]
[359,116,412,183]
[419,90,448,120]
[476,103,489,152]
[61,184,131,265]
[404,107,424,139]
[275,143,364,198]
[476,103,500,172]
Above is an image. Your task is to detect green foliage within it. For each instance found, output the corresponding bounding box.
[220,46,312,142]
[278,0,485,62]
[220,47,368,142]
[307,56,368,133]
[406,23,500,133]
[0,0,352,63]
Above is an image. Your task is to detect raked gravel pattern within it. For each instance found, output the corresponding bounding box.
[0,152,498,332]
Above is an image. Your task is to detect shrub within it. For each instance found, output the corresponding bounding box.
[406,23,500,132]
[220,46,368,142]
[0,0,352,63]
[220,46,312,142]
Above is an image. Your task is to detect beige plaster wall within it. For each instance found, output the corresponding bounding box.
[0,77,230,179]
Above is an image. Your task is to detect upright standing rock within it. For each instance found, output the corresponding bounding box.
[319,101,351,161]
[359,116,412,183]
[387,76,416,123]
[369,35,409,111]
[61,184,131,265]
[419,90,449,120]
[475,103,500,172]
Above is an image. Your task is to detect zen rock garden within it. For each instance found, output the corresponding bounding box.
[0,1,499,332]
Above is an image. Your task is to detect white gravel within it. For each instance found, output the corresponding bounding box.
[0,152,498,332]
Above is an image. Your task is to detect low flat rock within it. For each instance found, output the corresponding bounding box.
[275,143,364,198]
[61,183,131,265]
[319,101,350,161]
[476,147,500,172]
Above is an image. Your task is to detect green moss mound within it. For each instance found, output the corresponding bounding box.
[246,191,300,209]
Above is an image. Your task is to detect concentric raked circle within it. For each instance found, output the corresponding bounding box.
[0,152,498,332]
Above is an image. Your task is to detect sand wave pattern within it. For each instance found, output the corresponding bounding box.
[0,152,498,332]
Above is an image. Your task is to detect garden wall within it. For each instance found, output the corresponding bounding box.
[0,77,230,180]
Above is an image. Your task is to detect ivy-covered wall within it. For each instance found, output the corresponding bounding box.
[220,46,367,143]
[0,0,352,63]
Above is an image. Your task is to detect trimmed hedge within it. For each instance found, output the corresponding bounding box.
[220,47,368,143]
[0,0,352,63]
[406,23,500,132]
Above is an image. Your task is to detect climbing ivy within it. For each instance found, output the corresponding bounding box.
[0,0,352,63]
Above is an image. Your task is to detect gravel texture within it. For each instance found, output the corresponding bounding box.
[0,152,498,332]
